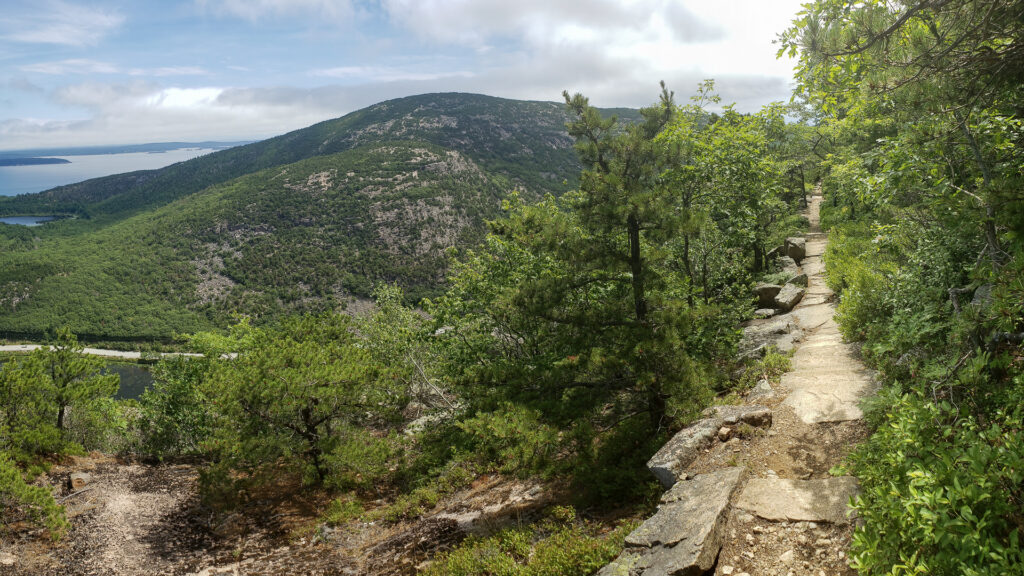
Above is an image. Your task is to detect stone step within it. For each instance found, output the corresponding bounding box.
[599,468,745,576]
[735,477,859,525]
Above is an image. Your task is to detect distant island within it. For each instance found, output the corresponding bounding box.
[0,157,72,167]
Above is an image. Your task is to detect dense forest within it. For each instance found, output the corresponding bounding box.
[780,0,1024,572]
[2,0,1023,574]
[0,94,642,342]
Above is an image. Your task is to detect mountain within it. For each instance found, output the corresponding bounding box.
[0,93,640,341]
[0,93,639,221]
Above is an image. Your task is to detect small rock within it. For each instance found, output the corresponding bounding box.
[780,549,795,565]
[718,426,732,441]
[752,526,765,534]
[814,538,832,546]
[69,472,91,490]
[754,308,775,319]
[736,573,751,576]
[0,552,16,566]
[721,566,734,575]
[747,378,775,402]
[736,512,754,523]
[745,534,755,544]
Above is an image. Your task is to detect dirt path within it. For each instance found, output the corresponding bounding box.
[687,194,874,576]
[3,455,354,576]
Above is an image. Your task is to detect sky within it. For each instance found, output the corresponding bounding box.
[0,0,807,151]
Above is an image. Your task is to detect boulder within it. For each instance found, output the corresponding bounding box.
[69,472,91,491]
[774,284,805,312]
[739,318,802,359]
[646,417,722,488]
[753,308,775,319]
[754,283,782,308]
[778,256,801,277]
[786,273,808,287]
[785,237,806,263]
[711,405,772,428]
[599,468,746,576]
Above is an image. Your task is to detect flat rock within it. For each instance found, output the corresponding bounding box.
[711,405,772,427]
[601,468,745,576]
[781,374,875,423]
[773,284,805,312]
[753,308,775,319]
[790,304,833,331]
[646,417,722,488]
[735,477,859,525]
[754,283,782,308]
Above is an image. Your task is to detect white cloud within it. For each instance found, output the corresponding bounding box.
[196,0,358,22]
[310,65,474,83]
[380,0,721,46]
[1,1,124,46]
[21,59,120,75]
[21,60,209,77]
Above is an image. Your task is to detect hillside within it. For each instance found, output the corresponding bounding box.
[0,142,505,340]
[0,93,639,223]
[0,93,641,340]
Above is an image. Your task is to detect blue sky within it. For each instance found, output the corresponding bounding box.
[0,0,806,151]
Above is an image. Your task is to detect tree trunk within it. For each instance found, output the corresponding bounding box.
[682,235,694,308]
[57,404,66,432]
[959,116,1004,270]
[628,213,647,323]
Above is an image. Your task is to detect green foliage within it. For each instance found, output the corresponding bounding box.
[734,350,792,392]
[456,405,561,477]
[132,355,213,459]
[0,453,67,539]
[848,386,1024,575]
[0,354,62,461]
[0,329,119,459]
[784,2,1024,571]
[200,314,403,493]
[420,507,634,576]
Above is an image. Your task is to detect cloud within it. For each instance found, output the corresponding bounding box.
[379,0,722,47]
[21,60,209,77]
[310,65,474,83]
[3,76,45,93]
[21,59,120,75]
[196,0,359,23]
[1,1,124,46]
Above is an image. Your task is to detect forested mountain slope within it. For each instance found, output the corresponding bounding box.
[0,93,638,222]
[0,142,505,340]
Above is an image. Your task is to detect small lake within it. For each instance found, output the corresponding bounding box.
[0,216,56,226]
[0,148,219,197]
[104,363,155,400]
[0,358,153,400]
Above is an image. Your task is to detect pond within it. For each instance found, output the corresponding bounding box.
[103,363,155,400]
[0,216,57,226]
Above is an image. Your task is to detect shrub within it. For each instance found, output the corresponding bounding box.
[421,507,635,576]
[848,387,1024,575]
[0,454,67,539]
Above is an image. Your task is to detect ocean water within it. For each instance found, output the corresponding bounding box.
[0,148,218,197]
